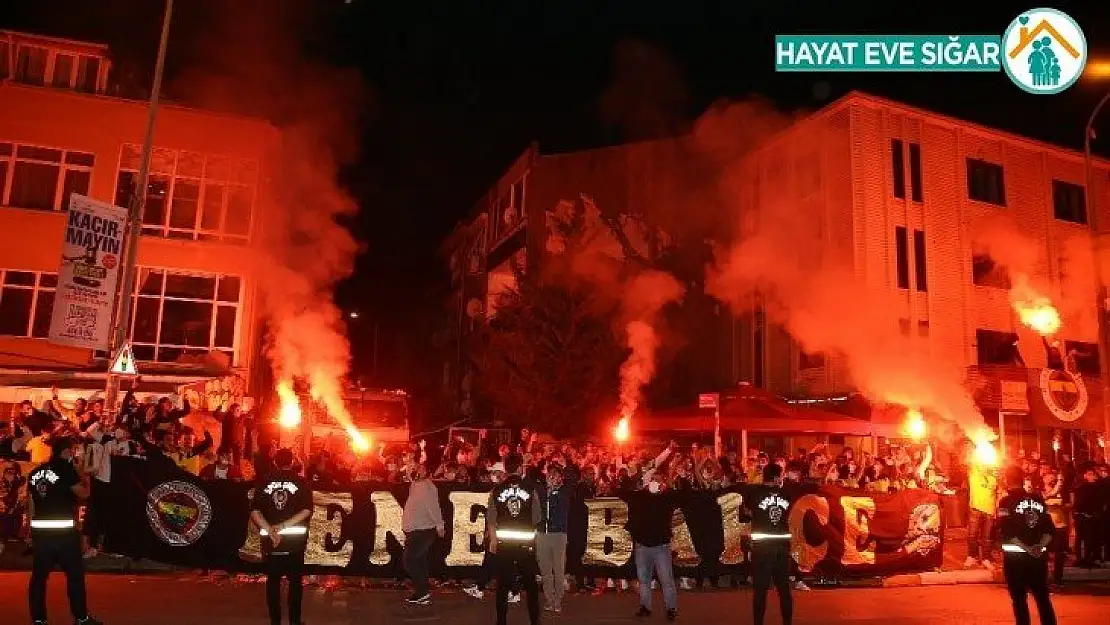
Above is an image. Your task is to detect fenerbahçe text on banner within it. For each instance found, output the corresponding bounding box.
[103,458,945,578]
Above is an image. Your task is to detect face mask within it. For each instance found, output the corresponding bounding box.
[647,481,661,494]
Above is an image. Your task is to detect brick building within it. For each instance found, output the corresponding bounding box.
[444,91,1110,449]
[0,30,277,408]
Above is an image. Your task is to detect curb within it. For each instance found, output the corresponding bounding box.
[883,567,1110,588]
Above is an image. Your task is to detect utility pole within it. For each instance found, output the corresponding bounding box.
[1083,91,1110,448]
[105,0,174,411]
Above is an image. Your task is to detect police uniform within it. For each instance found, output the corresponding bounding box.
[487,474,541,625]
[997,488,1057,625]
[253,468,312,625]
[746,483,794,625]
[27,455,97,625]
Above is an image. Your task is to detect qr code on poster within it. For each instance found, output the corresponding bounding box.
[66,304,97,333]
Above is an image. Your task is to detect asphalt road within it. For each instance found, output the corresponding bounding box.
[1,572,1107,625]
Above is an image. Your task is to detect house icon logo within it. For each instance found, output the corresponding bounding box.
[1001,8,1087,94]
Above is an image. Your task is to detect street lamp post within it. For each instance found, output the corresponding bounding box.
[104,0,174,411]
[1084,90,1110,449]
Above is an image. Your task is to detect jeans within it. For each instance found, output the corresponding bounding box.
[752,541,793,625]
[634,543,677,611]
[968,509,994,561]
[28,530,88,623]
[404,529,437,598]
[1003,554,1057,625]
[266,552,304,625]
[536,532,567,608]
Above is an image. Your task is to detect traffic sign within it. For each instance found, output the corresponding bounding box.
[110,342,139,376]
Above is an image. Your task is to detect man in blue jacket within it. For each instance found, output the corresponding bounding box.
[537,461,576,613]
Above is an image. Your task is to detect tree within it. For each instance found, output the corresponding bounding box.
[470,276,626,437]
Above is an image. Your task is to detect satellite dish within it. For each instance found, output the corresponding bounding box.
[466,298,484,319]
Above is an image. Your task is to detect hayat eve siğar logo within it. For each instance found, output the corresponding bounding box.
[1001,8,1087,94]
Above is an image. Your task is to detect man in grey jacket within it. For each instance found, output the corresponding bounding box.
[402,462,445,605]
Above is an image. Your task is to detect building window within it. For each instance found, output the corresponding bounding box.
[967,158,1006,206]
[14,45,47,86]
[0,143,94,211]
[0,270,57,339]
[898,318,910,336]
[972,254,1012,289]
[51,53,74,88]
[799,350,825,370]
[115,145,256,243]
[891,139,905,199]
[1052,180,1086,225]
[128,268,241,364]
[976,329,1022,366]
[1064,341,1100,375]
[908,143,923,202]
[918,320,930,337]
[76,56,100,93]
[0,41,9,80]
[913,229,927,292]
[895,226,909,289]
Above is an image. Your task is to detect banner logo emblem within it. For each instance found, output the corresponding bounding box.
[1039,368,1088,422]
[147,481,213,546]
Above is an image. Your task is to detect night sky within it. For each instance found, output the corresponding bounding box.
[4,0,1110,411]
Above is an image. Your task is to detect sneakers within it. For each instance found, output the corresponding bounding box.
[405,593,431,606]
[463,584,484,599]
[679,578,692,591]
[508,591,521,604]
[667,608,677,621]
[76,616,104,625]
[963,556,978,568]
[635,606,652,618]
[794,580,811,591]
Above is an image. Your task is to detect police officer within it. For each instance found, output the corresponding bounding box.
[744,462,793,625]
[27,436,103,625]
[486,452,541,625]
[251,448,312,625]
[997,465,1057,625]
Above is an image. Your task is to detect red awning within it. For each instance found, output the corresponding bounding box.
[640,386,875,435]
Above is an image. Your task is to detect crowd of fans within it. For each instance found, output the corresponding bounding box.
[1,389,1108,594]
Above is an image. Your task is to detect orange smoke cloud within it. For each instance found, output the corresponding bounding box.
[170,2,371,440]
[619,271,685,418]
[702,99,990,440]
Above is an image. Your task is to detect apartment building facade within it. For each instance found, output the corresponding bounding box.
[0,30,277,406]
[733,91,1110,439]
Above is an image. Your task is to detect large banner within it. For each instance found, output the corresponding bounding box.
[104,458,943,578]
[48,194,129,350]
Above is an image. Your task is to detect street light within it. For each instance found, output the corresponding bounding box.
[1083,60,1110,445]
[105,0,174,411]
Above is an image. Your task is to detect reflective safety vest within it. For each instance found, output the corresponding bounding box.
[259,525,308,537]
[492,477,536,543]
[30,519,76,530]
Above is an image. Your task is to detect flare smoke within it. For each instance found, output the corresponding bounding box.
[171,2,369,424]
[701,100,992,441]
[619,272,685,417]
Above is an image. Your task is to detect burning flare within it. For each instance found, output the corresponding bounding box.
[903,409,927,441]
[614,414,631,443]
[972,439,999,467]
[1011,275,1061,336]
[277,381,302,429]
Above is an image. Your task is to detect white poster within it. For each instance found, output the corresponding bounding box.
[48,194,130,350]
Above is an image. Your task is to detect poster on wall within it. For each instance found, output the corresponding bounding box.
[48,194,130,350]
